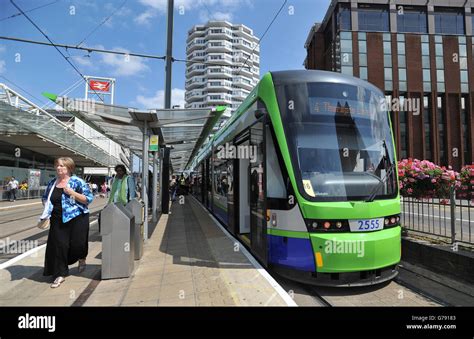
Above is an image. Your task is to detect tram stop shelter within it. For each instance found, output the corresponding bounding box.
[44,92,226,241]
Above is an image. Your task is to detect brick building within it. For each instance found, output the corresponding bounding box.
[304,0,474,169]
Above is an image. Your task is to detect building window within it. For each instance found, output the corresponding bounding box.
[434,7,465,35]
[461,96,470,164]
[397,35,406,92]
[358,4,390,32]
[399,96,408,159]
[383,35,392,90]
[435,36,445,92]
[459,37,469,93]
[360,66,368,80]
[437,96,446,165]
[336,3,351,31]
[397,6,428,33]
[423,96,432,160]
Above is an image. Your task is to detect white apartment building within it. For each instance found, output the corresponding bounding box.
[185,21,260,123]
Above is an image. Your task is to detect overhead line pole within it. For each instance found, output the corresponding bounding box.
[161,0,174,215]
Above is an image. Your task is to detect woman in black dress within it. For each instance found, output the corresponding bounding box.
[42,157,94,288]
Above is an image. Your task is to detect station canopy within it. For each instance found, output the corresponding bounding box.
[0,84,120,167]
[44,93,226,172]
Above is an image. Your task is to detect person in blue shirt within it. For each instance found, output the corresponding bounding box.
[41,157,93,288]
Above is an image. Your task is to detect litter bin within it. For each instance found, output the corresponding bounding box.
[100,203,135,279]
[126,198,144,260]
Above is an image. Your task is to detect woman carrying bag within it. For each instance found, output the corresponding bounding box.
[40,157,93,288]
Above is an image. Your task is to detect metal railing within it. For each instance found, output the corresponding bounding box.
[401,188,474,245]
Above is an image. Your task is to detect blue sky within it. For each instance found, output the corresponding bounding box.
[0,0,330,109]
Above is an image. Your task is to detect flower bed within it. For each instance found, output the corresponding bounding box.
[456,164,474,200]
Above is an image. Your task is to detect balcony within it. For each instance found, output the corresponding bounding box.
[206,94,232,104]
[206,54,233,65]
[206,67,233,78]
[233,77,254,90]
[206,81,232,90]
[205,41,233,53]
[207,28,233,39]
[185,90,205,102]
[186,28,206,43]
[186,65,206,77]
[187,39,206,52]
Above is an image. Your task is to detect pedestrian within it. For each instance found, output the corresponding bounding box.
[41,157,93,288]
[169,175,177,202]
[7,176,19,202]
[109,164,136,205]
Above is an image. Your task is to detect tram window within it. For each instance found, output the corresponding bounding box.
[266,125,286,199]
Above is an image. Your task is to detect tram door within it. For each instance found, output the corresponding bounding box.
[249,121,267,265]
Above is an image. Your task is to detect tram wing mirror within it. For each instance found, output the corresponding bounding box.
[254,108,268,119]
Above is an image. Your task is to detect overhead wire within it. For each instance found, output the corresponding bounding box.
[235,0,287,74]
[0,0,60,22]
[76,0,128,48]
[10,0,106,104]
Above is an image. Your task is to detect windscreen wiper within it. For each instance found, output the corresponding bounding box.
[365,161,394,202]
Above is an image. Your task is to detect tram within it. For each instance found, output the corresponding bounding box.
[188,70,401,286]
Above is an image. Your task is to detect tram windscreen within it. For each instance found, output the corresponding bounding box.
[275,81,397,201]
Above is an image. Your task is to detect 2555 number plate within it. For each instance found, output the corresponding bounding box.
[349,218,384,232]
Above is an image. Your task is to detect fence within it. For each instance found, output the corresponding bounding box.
[1,188,46,201]
[401,188,474,245]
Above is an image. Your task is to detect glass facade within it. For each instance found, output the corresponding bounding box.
[397,34,407,92]
[460,37,468,93]
[437,96,447,165]
[461,96,470,164]
[336,3,351,31]
[399,96,408,159]
[339,32,353,75]
[434,7,465,35]
[435,36,445,92]
[397,6,428,33]
[358,4,390,32]
[423,96,432,160]
[421,35,431,92]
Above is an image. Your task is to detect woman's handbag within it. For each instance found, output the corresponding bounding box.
[37,218,50,230]
[37,179,57,231]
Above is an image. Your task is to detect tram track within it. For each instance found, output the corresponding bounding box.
[0,206,103,239]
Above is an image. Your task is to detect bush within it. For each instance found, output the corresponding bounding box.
[456,164,474,200]
[398,158,459,200]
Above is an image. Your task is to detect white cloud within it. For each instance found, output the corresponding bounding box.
[0,60,5,74]
[136,0,251,25]
[100,48,150,77]
[199,10,233,22]
[71,55,95,68]
[136,88,186,109]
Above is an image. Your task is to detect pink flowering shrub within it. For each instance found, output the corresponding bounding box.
[398,158,459,200]
[456,165,474,200]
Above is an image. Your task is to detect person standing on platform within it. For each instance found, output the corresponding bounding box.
[109,164,136,205]
[42,157,93,288]
[7,176,19,201]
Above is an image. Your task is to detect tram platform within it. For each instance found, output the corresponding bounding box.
[0,196,295,306]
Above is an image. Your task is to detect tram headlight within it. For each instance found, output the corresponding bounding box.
[384,214,401,228]
[335,221,342,228]
[323,221,331,229]
[311,221,318,229]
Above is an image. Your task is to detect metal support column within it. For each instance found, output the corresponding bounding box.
[142,120,149,241]
[164,0,174,109]
[161,147,170,214]
[152,151,158,222]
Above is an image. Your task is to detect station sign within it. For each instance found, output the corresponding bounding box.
[89,80,111,93]
[150,135,159,152]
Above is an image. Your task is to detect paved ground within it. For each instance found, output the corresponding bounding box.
[0,197,293,306]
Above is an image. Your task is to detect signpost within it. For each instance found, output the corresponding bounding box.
[150,135,159,152]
